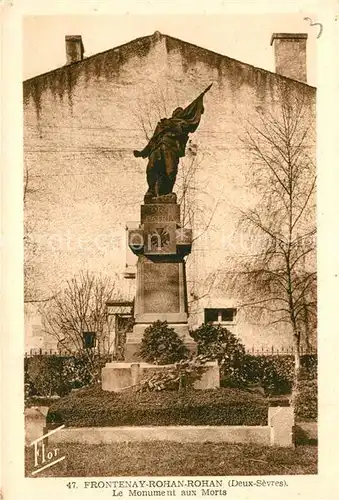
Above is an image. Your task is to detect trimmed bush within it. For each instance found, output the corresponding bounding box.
[190,324,317,395]
[224,355,317,396]
[61,354,110,388]
[299,355,317,381]
[24,354,111,399]
[26,356,69,397]
[138,320,189,364]
[47,386,268,427]
[295,379,317,422]
[238,355,294,395]
[191,323,246,386]
[25,396,60,408]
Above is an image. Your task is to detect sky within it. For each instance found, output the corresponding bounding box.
[23,13,317,86]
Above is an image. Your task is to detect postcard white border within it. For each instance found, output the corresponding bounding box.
[2,0,339,498]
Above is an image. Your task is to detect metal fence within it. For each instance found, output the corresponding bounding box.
[25,345,317,357]
[245,346,317,356]
[25,349,83,357]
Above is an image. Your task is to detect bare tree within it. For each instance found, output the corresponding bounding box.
[226,82,316,387]
[41,271,121,381]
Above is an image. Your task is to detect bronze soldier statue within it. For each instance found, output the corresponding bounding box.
[134,84,212,200]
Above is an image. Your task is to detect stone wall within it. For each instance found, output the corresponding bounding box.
[24,32,316,350]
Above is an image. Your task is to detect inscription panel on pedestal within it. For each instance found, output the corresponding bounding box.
[141,204,180,223]
[143,262,180,313]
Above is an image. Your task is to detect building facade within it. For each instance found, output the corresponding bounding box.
[23,31,316,353]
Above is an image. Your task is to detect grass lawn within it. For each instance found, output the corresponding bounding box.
[25,442,317,477]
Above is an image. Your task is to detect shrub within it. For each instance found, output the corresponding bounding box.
[300,355,317,381]
[138,321,189,364]
[239,355,294,395]
[26,356,69,397]
[25,395,60,408]
[46,386,268,427]
[222,354,317,396]
[295,379,317,421]
[62,354,110,389]
[191,324,245,386]
[24,354,111,398]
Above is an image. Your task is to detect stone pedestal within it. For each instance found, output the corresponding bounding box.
[268,406,295,447]
[102,194,220,392]
[102,361,220,392]
[126,198,195,361]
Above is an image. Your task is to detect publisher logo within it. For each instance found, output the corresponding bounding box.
[30,425,66,475]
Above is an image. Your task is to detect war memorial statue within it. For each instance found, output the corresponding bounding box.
[133,84,212,200]
[102,82,221,390]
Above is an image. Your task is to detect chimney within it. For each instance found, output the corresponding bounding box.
[270,33,308,82]
[65,35,84,64]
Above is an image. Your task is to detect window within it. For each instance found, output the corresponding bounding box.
[204,308,237,324]
[116,315,134,334]
[221,309,236,322]
[32,325,42,337]
[82,331,96,349]
[204,309,219,323]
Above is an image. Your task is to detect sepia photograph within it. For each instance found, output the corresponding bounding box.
[22,12,318,480]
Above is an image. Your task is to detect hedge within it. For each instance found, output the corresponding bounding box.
[222,354,317,395]
[47,386,269,427]
[25,355,69,398]
[25,353,317,398]
[25,396,60,408]
[295,379,318,422]
[24,354,111,399]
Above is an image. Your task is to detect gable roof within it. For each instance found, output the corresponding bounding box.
[24,33,155,84]
[23,31,315,90]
